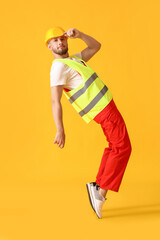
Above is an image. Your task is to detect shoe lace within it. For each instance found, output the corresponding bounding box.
[90,182,97,186]
[96,185,100,191]
[90,182,100,191]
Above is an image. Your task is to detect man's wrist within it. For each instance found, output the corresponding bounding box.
[57,128,65,134]
[78,31,85,39]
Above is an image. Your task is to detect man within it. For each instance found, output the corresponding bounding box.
[45,26,132,219]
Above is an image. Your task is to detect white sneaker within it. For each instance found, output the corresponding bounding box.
[90,183,107,219]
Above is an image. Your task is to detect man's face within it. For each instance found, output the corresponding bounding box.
[48,36,68,55]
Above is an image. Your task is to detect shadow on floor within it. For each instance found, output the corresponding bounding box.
[102,203,160,218]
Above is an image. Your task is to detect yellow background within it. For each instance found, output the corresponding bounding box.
[0,0,160,239]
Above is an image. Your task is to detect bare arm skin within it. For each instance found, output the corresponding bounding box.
[63,28,101,62]
[51,85,65,149]
[80,32,101,62]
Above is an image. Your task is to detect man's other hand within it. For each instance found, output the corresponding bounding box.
[54,130,65,149]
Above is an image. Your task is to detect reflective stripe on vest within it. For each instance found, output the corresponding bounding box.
[79,85,108,117]
[53,55,113,123]
[69,72,98,103]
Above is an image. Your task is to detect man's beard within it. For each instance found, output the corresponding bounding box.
[53,46,68,55]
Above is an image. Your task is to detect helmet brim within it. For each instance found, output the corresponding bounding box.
[46,35,68,46]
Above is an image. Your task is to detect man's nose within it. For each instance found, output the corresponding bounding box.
[58,38,63,45]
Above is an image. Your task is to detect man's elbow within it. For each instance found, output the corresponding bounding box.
[93,43,101,55]
[51,98,61,106]
[96,42,101,51]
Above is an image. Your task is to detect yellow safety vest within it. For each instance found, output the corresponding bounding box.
[53,55,113,123]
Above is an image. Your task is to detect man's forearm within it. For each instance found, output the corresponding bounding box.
[63,28,101,61]
[51,101,64,133]
[79,32,101,50]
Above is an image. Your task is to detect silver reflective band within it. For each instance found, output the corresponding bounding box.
[79,85,108,117]
[69,72,98,104]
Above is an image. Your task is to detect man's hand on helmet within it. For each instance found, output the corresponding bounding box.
[63,28,82,39]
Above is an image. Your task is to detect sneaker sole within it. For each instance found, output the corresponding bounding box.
[86,183,95,212]
[90,187,102,219]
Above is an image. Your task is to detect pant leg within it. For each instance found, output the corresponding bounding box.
[93,99,132,192]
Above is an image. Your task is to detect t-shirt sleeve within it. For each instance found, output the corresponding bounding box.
[73,52,82,59]
[50,62,67,87]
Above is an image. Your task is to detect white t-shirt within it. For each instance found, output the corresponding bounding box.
[50,52,84,90]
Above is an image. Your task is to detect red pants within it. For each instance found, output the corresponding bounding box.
[93,99,132,192]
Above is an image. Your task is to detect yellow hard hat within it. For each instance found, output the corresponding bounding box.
[45,26,66,46]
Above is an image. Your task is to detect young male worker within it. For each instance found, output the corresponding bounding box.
[45,27,132,219]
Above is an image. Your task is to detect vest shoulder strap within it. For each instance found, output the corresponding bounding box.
[71,55,89,67]
[53,57,93,76]
[70,55,82,61]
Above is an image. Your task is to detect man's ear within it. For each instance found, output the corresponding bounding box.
[48,42,51,50]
